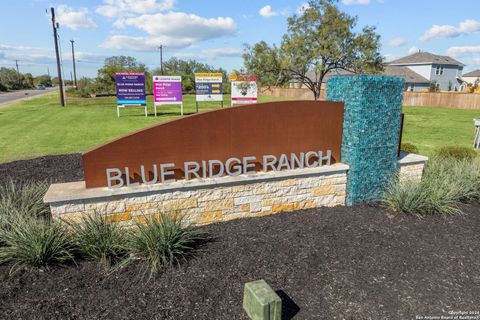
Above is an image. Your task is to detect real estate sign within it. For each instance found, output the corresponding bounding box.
[195,73,223,102]
[230,73,257,106]
[115,72,146,105]
[153,76,182,105]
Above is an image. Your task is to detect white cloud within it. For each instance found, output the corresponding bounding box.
[421,19,480,41]
[174,47,242,60]
[446,45,480,57]
[408,46,420,55]
[100,35,192,51]
[388,37,407,48]
[56,5,97,30]
[115,12,236,38]
[259,5,278,18]
[96,0,175,18]
[0,44,51,52]
[342,0,370,5]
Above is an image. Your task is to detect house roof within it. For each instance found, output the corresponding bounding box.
[463,69,480,77]
[388,51,465,66]
[383,65,429,84]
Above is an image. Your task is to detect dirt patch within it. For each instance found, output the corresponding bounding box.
[1,155,479,319]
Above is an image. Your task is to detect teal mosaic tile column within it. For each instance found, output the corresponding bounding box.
[326,75,404,205]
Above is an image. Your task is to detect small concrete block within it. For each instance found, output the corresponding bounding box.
[243,279,281,320]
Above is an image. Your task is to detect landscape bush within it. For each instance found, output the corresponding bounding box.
[435,146,478,160]
[382,157,480,215]
[400,143,419,154]
[127,213,204,279]
[0,180,49,235]
[68,213,127,270]
[0,215,75,273]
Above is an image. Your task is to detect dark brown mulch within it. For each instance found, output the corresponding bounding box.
[0,153,83,185]
[0,154,479,319]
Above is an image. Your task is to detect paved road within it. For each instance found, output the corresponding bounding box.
[0,87,58,106]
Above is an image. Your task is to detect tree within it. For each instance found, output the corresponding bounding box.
[0,67,20,90]
[95,56,149,94]
[243,0,384,100]
[34,75,52,87]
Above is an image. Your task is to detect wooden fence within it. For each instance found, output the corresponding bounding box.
[261,87,480,109]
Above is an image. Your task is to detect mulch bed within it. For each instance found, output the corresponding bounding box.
[1,155,479,319]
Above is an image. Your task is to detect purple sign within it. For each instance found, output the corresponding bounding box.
[153,76,183,105]
[115,72,146,105]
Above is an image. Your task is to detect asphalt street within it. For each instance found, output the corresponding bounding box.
[0,87,57,106]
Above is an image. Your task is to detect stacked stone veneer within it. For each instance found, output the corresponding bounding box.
[397,152,428,182]
[46,165,349,226]
[45,154,428,226]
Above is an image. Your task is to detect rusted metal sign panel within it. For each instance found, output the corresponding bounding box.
[83,100,344,188]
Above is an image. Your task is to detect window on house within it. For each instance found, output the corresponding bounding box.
[440,66,444,75]
[435,66,439,75]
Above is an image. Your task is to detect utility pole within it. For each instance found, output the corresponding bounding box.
[70,39,77,88]
[50,7,65,107]
[47,67,50,77]
[158,45,163,75]
[15,60,20,84]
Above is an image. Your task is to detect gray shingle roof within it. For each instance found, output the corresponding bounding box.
[383,65,429,84]
[463,69,480,77]
[388,52,465,66]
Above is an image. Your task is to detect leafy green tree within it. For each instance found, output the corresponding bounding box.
[95,56,150,94]
[0,67,20,90]
[243,0,384,100]
[22,73,34,88]
[34,75,52,87]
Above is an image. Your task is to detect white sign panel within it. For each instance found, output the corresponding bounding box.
[195,73,223,102]
[231,81,258,105]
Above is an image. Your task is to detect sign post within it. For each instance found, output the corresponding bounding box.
[195,73,223,112]
[230,73,257,106]
[115,72,147,117]
[153,75,183,116]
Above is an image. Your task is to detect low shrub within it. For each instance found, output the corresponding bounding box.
[0,215,75,273]
[435,146,477,160]
[400,143,419,154]
[382,157,480,215]
[0,179,49,218]
[127,213,203,279]
[68,213,127,270]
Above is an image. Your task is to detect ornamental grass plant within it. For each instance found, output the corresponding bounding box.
[0,215,75,274]
[382,156,480,215]
[68,213,128,270]
[127,213,204,280]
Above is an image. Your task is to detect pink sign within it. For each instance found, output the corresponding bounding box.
[153,76,183,105]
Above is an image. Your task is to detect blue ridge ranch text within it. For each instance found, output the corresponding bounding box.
[106,150,332,188]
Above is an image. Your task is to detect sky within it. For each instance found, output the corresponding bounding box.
[1,0,479,79]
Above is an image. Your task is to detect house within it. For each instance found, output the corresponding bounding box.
[382,65,430,92]
[388,52,465,91]
[462,69,480,86]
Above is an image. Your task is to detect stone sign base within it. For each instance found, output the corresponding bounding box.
[44,154,427,226]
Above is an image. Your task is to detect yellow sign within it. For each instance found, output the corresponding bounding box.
[195,73,223,77]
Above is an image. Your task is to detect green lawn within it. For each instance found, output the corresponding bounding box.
[0,93,478,163]
[0,93,285,163]
[402,105,479,156]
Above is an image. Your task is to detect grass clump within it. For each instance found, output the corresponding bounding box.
[0,215,75,273]
[68,213,127,270]
[127,213,203,279]
[435,146,477,160]
[0,180,49,224]
[400,143,419,154]
[382,157,480,215]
